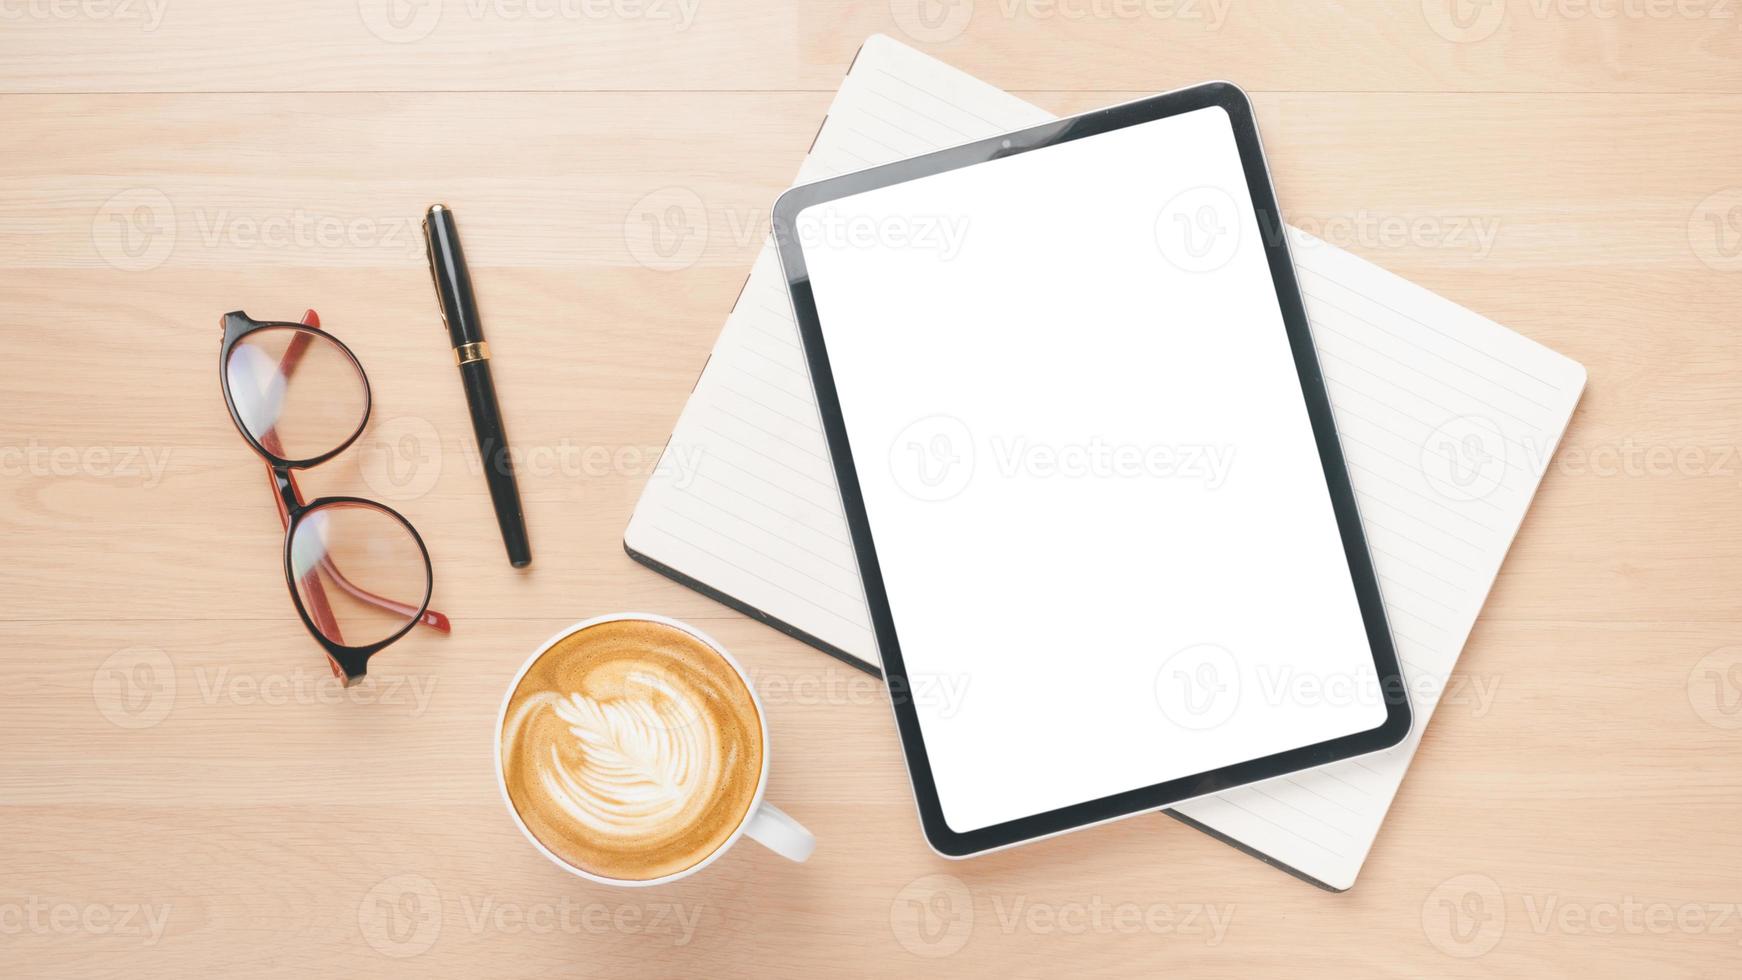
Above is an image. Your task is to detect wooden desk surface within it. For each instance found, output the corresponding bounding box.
[3,3,1740,977]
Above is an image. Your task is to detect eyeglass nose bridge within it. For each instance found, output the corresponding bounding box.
[269,466,303,518]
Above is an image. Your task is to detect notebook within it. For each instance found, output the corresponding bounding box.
[624,34,1587,890]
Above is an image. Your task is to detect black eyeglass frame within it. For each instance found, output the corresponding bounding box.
[217,310,440,683]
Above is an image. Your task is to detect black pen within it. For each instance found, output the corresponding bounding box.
[423,203,532,568]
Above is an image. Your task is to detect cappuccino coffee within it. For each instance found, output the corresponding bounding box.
[499,618,764,881]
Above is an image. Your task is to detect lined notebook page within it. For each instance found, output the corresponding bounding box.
[1168,230,1584,889]
[626,34,1586,889]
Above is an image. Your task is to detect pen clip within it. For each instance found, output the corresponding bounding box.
[421,215,449,332]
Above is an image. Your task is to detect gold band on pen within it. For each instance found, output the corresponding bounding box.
[454,341,491,365]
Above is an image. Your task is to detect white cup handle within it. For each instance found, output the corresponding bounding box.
[742,802,815,863]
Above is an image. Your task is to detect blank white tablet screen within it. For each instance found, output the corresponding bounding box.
[794,105,1389,834]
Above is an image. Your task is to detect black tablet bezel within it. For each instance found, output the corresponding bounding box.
[771,81,1412,858]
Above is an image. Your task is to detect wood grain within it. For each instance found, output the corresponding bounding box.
[2,6,1740,978]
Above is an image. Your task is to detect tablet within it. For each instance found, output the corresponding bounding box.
[772,82,1411,857]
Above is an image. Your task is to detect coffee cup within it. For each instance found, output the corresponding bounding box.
[495,613,814,886]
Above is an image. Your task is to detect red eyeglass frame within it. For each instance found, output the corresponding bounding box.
[218,309,450,685]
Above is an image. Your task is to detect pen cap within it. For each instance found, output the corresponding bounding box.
[423,204,484,348]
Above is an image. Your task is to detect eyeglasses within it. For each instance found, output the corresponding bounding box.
[218,309,449,685]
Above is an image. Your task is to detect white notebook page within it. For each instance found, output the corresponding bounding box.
[625,34,1586,889]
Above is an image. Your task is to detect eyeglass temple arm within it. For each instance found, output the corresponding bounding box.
[258,310,344,651]
[265,465,346,650]
[259,309,451,635]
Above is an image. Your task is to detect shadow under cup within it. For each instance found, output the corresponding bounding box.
[497,618,766,883]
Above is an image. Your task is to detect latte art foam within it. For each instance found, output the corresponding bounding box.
[501,620,764,881]
[533,681,717,837]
